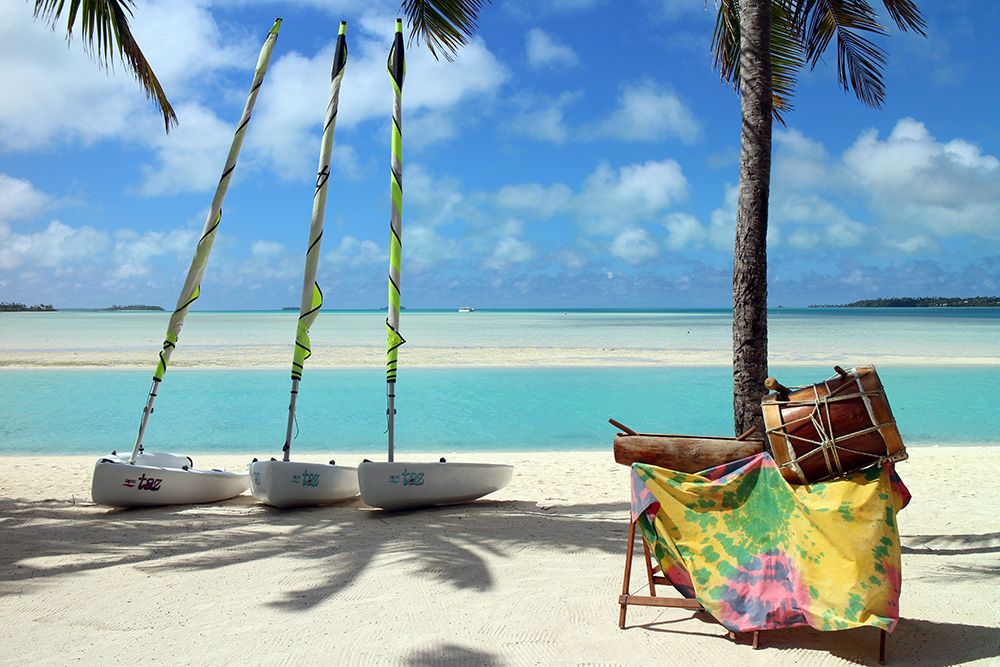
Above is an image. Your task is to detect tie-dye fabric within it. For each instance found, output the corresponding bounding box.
[630,452,910,633]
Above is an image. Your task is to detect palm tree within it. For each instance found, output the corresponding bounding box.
[34,0,925,436]
[32,0,176,131]
[400,0,925,436]
[712,0,925,434]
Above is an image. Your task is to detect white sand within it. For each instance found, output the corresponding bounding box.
[1,448,998,665]
[2,346,998,369]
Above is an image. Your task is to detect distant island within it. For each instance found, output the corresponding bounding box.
[0,301,56,312]
[104,304,164,311]
[812,296,1000,308]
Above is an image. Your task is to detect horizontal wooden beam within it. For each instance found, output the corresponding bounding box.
[619,594,704,610]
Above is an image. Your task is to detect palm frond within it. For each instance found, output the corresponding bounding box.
[882,0,926,35]
[398,0,489,61]
[712,0,805,124]
[769,0,805,123]
[34,0,177,131]
[797,0,892,107]
[711,0,740,89]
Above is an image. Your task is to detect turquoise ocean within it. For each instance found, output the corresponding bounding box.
[0,308,997,455]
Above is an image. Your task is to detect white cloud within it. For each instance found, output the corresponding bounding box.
[507,91,580,143]
[0,220,109,271]
[325,235,384,267]
[138,103,241,195]
[0,5,139,150]
[609,227,658,265]
[773,129,835,190]
[111,227,198,280]
[408,113,459,149]
[707,185,738,252]
[251,241,286,257]
[787,228,820,249]
[0,1,250,152]
[494,183,573,219]
[663,213,706,250]
[556,249,586,270]
[511,82,700,146]
[249,17,508,174]
[406,164,466,227]
[576,160,689,234]
[769,194,868,249]
[525,28,579,69]
[128,0,252,93]
[0,174,52,222]
[406,225,462,270]
[588,81,700,143]
[483,237,535,270]
[754,118,1000,257]
[843,118,1000,237]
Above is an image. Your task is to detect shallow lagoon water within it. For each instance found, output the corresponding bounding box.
[1,365,996,455]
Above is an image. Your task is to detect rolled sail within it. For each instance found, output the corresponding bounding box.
[291,21,349,382]
[154,19,283,382]
[130,19,282,463]
[385,19,406,461]
[386,19,406,382]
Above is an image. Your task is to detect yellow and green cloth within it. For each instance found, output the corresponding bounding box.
[631,452,910,633]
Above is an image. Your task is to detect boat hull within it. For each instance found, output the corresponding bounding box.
[91,454,249,507]
[249,460,359,508]
[358,461,513,510]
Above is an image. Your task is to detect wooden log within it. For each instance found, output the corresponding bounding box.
[613,434,764,472]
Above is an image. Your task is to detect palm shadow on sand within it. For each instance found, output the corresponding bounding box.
[0,495,627,612]
[3,497,998,666]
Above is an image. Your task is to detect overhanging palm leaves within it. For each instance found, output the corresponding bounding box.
[33,0,176,131]
[713,0,926,120]
[399,0,489,61]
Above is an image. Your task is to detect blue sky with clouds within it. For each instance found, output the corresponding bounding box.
[2,0,999,308]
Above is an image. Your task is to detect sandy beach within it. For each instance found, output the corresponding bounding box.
[1,448,998,666]
[3,345,1000,369]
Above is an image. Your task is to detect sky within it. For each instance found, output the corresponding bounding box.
[1,0,999,309]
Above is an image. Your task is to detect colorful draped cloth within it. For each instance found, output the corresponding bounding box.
[630,452,910,634]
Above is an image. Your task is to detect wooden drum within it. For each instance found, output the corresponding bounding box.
[761,366,907,484]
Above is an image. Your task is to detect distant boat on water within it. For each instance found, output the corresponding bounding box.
[458,306,475,313]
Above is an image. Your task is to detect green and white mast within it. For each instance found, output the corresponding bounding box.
[283,21,349,461]
[129,19,283,465]
[385,19,406,462]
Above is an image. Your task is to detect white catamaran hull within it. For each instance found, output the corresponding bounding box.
[92,453,249,507]
[358,461,513,511]
[249,460,359,508]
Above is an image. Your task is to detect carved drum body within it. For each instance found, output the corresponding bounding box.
[761,366,907,485]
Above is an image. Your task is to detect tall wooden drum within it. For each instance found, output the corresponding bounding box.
[761,366,907,485]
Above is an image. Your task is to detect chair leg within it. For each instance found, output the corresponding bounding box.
[752,631,760,650]
[641,535,656,597]
[619,520,637,629]
[879,628,887,664]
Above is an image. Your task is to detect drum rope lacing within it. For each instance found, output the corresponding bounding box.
[764,370,899,482]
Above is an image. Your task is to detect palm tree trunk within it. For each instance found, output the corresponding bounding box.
[732,0,772,436]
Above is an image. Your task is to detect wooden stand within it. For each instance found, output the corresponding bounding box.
[618,517,888,662]
[618,518,760,648]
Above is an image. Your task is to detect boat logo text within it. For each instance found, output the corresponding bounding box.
[389,469,425,487]
[123,473,162,491]
[292,470,321,487]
